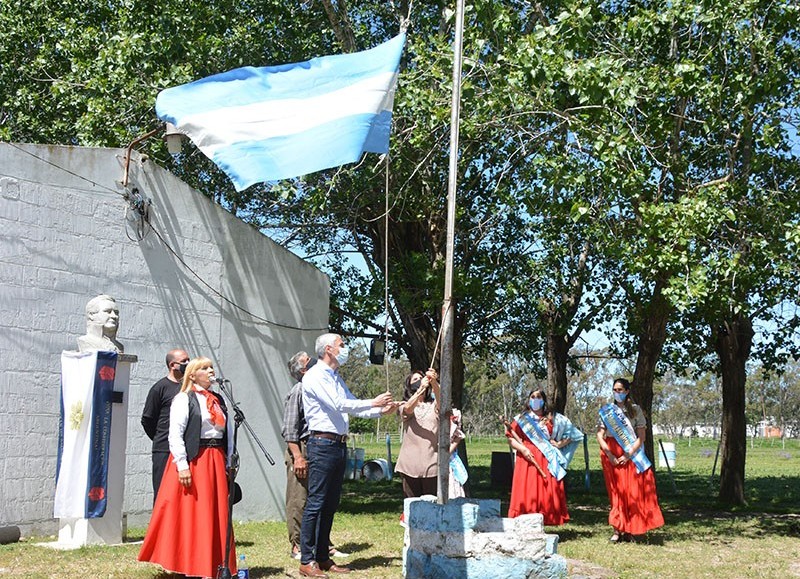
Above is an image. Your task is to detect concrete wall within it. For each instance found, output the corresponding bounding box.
[0,143,329,535]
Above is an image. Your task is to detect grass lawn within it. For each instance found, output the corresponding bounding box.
[2,436,799,578]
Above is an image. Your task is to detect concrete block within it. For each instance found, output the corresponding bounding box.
[544,533,559,555]
[470,530,546,560]
[404,548,431,578]
[514,513,545,537]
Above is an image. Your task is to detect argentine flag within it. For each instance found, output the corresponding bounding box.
[55,350,117,519]
[156,34,405,191]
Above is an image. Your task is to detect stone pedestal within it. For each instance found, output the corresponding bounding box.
[403,497,567,579]
[54,353,137,548]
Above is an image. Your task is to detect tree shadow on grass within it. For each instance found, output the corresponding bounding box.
[348,554,401,571]
[339,478,402,515]
[334,541,371,555]
[337,461,800,545]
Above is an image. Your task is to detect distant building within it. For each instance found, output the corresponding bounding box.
[652,424,720,438]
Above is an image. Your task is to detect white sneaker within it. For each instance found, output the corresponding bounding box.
[329,548,349,558]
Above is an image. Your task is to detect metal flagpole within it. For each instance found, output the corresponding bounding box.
[437,0,466,505]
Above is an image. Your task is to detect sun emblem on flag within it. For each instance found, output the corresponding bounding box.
[69,401,84,430]
[87,487,105,501]
[98,366,115,381]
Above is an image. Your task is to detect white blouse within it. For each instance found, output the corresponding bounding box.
[168,390,234,471]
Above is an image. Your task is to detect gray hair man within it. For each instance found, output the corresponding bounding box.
[298,334,398,577]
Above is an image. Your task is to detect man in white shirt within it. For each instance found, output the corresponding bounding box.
[298,333,396,578]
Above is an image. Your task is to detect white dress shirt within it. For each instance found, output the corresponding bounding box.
[302,359,382,435]
[169,390,235,471]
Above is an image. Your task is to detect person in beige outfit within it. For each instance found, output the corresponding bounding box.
[395,369,440,498]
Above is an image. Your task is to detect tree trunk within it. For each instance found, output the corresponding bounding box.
[541,241,590,415]
[395,300,465,408]
[715,313,753,506]
[632,278,672,462]
[546,333,569,413]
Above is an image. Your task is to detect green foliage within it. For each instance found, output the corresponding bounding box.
[2,0,799,413]
[337,341,408,434]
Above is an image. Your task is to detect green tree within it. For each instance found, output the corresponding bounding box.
[503,0,800,506]
[620,0,800,504]
[337,341,407,434]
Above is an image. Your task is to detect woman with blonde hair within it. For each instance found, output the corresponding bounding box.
[139,357,237,577]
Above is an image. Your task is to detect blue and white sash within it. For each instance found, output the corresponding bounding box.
[450,452,468,485]
[598,403,651,473]
[515,412,567,480]
[551,412,584,467]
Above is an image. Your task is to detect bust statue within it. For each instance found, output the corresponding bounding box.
[76,294,124,353]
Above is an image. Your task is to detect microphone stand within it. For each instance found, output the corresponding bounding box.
[215,378,276,579]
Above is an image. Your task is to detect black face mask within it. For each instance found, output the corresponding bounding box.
[410,379,422,391]
[178,362,188,374]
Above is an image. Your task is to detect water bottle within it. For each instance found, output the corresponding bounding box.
[237,553,249,579]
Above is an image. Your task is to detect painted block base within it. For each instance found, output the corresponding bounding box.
[403,497,567,579]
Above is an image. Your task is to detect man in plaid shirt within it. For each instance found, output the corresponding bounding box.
[282,352,347,561]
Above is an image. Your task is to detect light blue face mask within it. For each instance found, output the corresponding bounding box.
[335,345,349,365]
[613,391,628,403]
[529,397,544,411]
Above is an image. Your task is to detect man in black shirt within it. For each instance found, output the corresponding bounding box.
[141,349,190,500]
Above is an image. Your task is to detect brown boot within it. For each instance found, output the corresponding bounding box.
[299,561,328,577]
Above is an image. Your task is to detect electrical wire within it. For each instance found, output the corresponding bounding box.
[145,220,329,332]
[4,143,328,333]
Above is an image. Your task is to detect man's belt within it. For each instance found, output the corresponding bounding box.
[199,438,225,448]
[310,431,348,443]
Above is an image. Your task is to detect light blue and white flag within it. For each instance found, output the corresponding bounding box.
[55,350,117,518]
[156,34,406,191]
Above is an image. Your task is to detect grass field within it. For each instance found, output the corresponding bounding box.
[1,436,799,578]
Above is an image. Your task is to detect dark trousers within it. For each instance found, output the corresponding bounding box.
[401,474,437,499]
[152,451,170,502]
[300,437,346,565]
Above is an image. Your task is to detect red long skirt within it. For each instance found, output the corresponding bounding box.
[139,447,237,577]
[507,424,569,526]
[600,438,665,535]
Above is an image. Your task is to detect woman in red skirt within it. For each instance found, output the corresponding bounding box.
[597,378,664,542]
[139,357,237,577]
[505,389,583,526]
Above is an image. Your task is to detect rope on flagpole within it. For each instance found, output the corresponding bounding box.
[384,154,392,394]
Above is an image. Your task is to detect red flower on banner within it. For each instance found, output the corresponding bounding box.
[98,366,115,381]
[88,487,105,501]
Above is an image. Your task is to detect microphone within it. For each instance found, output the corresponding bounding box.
[214,377,230,385]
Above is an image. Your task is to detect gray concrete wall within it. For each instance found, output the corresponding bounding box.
[0,143,329,535]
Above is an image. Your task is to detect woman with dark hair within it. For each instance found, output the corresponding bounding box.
[139,357,237,577]
[505,389,583,526]
[394,368,440,499]
[597,378,664,542]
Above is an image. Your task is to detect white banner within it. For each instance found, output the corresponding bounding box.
[54,351,116,518]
